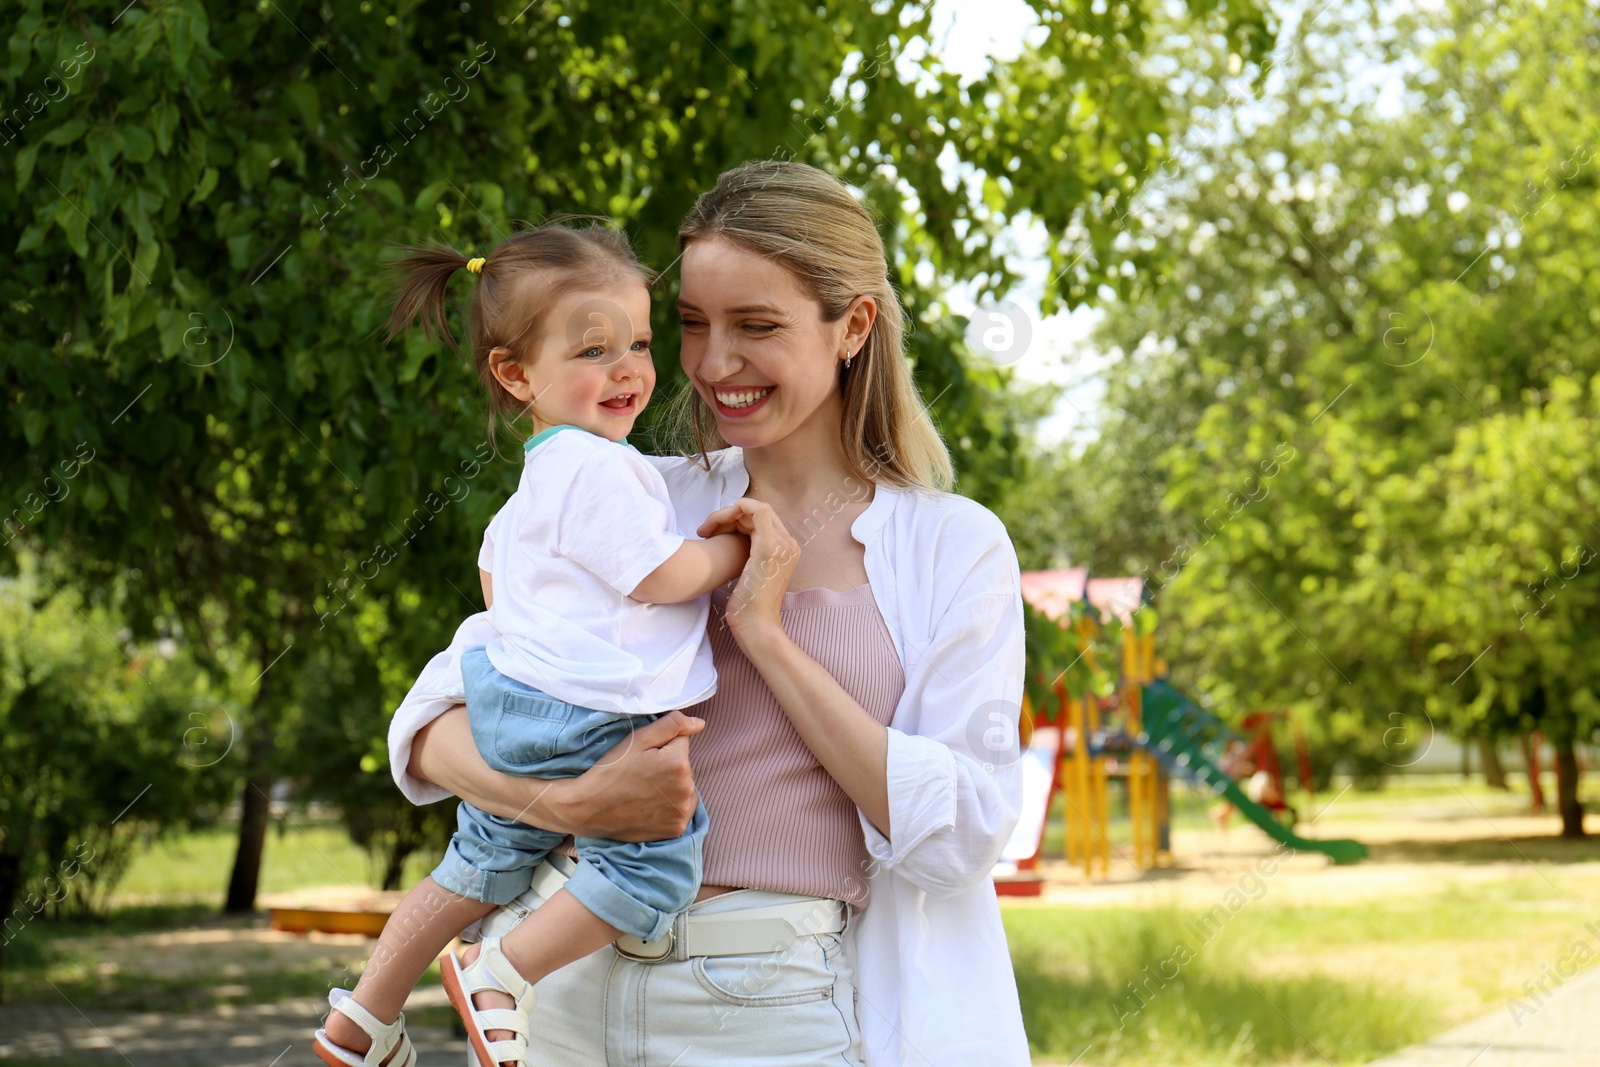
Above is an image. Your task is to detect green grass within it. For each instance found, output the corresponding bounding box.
[10,793,1596,1065]
[1006,908,1436,1065]
[113,821,438,905]
[1003,872,1594,1065]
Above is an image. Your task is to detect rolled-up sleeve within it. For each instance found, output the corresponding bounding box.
[859,524,1025,897]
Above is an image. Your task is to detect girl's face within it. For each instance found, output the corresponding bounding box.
[492,279,655,442]
[677,238,867,450]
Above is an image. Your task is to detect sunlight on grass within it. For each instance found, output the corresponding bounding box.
[1004,908,1436,1065]
[114,822,440,904]
[1003,870,1598,1066]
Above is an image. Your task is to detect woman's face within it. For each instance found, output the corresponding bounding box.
[676,238,853,450]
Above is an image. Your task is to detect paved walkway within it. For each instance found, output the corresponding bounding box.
[0,989,461,1067]
[7,972,1600,1067]
[1363,961,1600,1067]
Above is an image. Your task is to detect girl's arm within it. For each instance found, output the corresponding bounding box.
[698,499,892,836]
[409,705,706,842]
[629,532,749,604]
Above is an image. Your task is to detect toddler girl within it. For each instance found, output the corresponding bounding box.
[313,223,747,1067]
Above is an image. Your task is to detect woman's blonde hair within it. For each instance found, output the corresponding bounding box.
[385,221,653,443]
[671,161,954,492]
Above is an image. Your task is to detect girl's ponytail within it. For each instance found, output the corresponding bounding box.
[385,245,474,353]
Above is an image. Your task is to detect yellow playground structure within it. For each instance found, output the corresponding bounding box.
[994,569,1366,894]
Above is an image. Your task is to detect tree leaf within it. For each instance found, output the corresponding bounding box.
[42,120,87,146]
[122,124,155,163]
[153,100,180,155]
[190,165,219,205]
[14,140,39,190]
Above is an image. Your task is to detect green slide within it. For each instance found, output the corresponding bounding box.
[1139,680,1368,865]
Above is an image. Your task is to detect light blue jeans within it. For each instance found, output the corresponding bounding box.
[431,646,708,943]
[470,857,867,1067]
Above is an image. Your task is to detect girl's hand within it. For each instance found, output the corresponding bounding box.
[697,497,800,646]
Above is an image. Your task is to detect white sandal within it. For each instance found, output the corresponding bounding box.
[441,938,536,1067]
[313,988,419,1067]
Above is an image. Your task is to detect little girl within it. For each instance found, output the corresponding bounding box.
[313,223,747,1067]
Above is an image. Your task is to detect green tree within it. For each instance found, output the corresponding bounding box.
[0,553,235,993]
[2,0,1273,909]
[1032,0,1600,830]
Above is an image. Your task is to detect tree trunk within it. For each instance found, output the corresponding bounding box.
[1477,737,1508,790]
[1524,732,1545,814]
[0,851,22,1002]
[1554,734,1585,839]
[224,665,278,914]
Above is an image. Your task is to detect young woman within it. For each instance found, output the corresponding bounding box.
[388,160,1031,1066]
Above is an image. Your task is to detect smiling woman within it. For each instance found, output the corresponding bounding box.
[668,161,955,494]
[393,161,1030,1067]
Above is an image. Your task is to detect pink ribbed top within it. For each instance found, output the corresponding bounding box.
[686,581,905,909]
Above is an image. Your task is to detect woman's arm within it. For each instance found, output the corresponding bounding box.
[864,586,1024,896]
[699,499,892,836]
[407,707,706,842]
[860,513,1026,897]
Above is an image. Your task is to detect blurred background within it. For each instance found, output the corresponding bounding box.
[2,0,1595,1063]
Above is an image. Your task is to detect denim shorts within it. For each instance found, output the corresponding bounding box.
[431,646,708,943]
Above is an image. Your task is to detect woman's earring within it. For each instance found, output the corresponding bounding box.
[843,348,854,371]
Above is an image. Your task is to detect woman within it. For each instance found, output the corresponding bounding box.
[388,160,1030,1066]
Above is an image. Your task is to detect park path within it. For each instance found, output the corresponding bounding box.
[1361,960,1600,1067]
[6,970,1599,1067]
[0,988,462,1067]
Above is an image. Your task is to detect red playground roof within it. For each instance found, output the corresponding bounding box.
[1087,577,1145,624]
[1020,570,1145,624]
[1019,568,1088,621]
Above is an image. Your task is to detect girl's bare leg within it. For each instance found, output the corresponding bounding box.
[460,888,621,1054]
[325,877,497,1057]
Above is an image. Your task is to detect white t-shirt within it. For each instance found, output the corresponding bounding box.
[476,425,717,715]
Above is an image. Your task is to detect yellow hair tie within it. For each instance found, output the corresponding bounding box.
[465,256,487,275]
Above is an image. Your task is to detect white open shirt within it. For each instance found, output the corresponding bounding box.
[388,447,1031,1066]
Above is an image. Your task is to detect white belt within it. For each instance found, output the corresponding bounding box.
[497,858,848,964]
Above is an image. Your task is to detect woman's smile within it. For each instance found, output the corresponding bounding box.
[710,384,775,417]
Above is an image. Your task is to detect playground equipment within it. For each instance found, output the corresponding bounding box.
[998,569,1367,886]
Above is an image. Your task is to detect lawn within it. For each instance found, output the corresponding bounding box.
[111,819,438,905]
[8,780,1598,1066]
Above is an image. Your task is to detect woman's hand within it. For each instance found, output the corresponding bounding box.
[567,711,705,840]
[697,497,800,647]
[410,706,703,842]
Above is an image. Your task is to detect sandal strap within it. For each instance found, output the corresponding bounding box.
[326,990,412,1066]
[486,1037,529,1065]
[460,940,536,1015]
[473,1008,529,1035]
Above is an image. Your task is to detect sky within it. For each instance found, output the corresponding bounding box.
[930,0,1105,450]
[921,0,1414,450]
